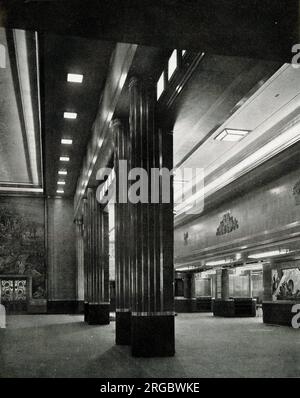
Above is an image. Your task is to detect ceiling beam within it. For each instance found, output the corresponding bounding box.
[0,0,299,61]
[74,42,137,218]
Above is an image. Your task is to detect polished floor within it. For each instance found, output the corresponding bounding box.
[0,313,299,378]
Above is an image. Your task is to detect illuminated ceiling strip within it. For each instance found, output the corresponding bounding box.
[175,116,300,215]
[0,187,43,193]
[13,29,39,185]
[248,249,291,259]
[35,31,43,188]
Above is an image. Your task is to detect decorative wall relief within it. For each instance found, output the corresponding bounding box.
[0,198,46,299]
[292,179,300,205]
[216,212,239,236]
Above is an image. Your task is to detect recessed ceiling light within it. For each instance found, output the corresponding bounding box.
[56,189,64,194]
[60,156,70,162]
[67,73,83,83]
[57,181,65,185]
[61,138,73,145]
[64,112,77,119]
[215,128,250,142]
[58,170,67,175]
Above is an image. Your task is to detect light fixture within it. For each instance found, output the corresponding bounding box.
[56,189,64,194]
[156,72,164,100]
[248,249,291,259]
[58,170,67,176]
[57,181,65,185]
[176,119,300,217]
[60,156,70,162]
[0,43,6,68]
[215,128,250,142]
[63,112,77,119]
[67,73,83,83]
[205,259,232,267]
[182,50,186,56]
[61,138,73,145]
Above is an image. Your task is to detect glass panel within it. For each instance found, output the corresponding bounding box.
[168,50,177,80]
[1,280,13,302]
[14,279,27,301]
[157,71,164,100]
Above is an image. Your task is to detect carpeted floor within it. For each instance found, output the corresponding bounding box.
[0,313,299,378]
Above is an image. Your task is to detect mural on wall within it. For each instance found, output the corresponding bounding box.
[272,268,300,301]
[216,212,239,236]
[0,198,45,299]
[292,179,300,205]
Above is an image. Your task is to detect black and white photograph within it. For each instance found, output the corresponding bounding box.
[0,0,299,385]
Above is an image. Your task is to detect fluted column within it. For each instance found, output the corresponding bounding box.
[75,218,84,313]
[113,118,132,344]
[82,198,89,321]
[85,188,110,325]
[128,76,175,357]
[221,268,230,300]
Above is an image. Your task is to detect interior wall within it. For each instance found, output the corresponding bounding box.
[47,198,77,310]
[0,196,46,312]
[175,166,300,262]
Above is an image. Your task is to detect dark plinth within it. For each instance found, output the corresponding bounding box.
[131,315,175,357]
[212,298,256,317]
[84,302,89,323]
[47,300,83,314]
[196,297,213,312]
[174,298,196,313]
[263,301,299,326]
[87,304,110,325]
[116,311,131,345]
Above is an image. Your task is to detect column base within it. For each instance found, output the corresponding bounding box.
[116,311,131,345]
[131,315,175,357]
[84,302,89,323]
[87,304,110,325]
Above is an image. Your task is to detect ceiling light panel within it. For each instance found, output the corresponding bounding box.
[64,112,77,119]
[61,138,73,145]
[215,128,250,142]
[60,156,70,162]
[58,170,67,175]
[57,181,65,185]
[67,73,83,83]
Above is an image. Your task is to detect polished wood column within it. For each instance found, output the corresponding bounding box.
[128,76,175,357]
[85,188,110,325]
[75,218,84,313]
[113,119,132,344]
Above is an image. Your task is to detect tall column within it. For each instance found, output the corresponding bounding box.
[263,262,273,301]
[85,188,110,325]
[221,268,230,300]
[75,218,84,313]
[113,119,132,344]
[247,270,253,298]
[83,198,89,322]
[128,76,175,357]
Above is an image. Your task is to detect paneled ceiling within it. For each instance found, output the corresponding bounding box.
[43,33,114,197]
